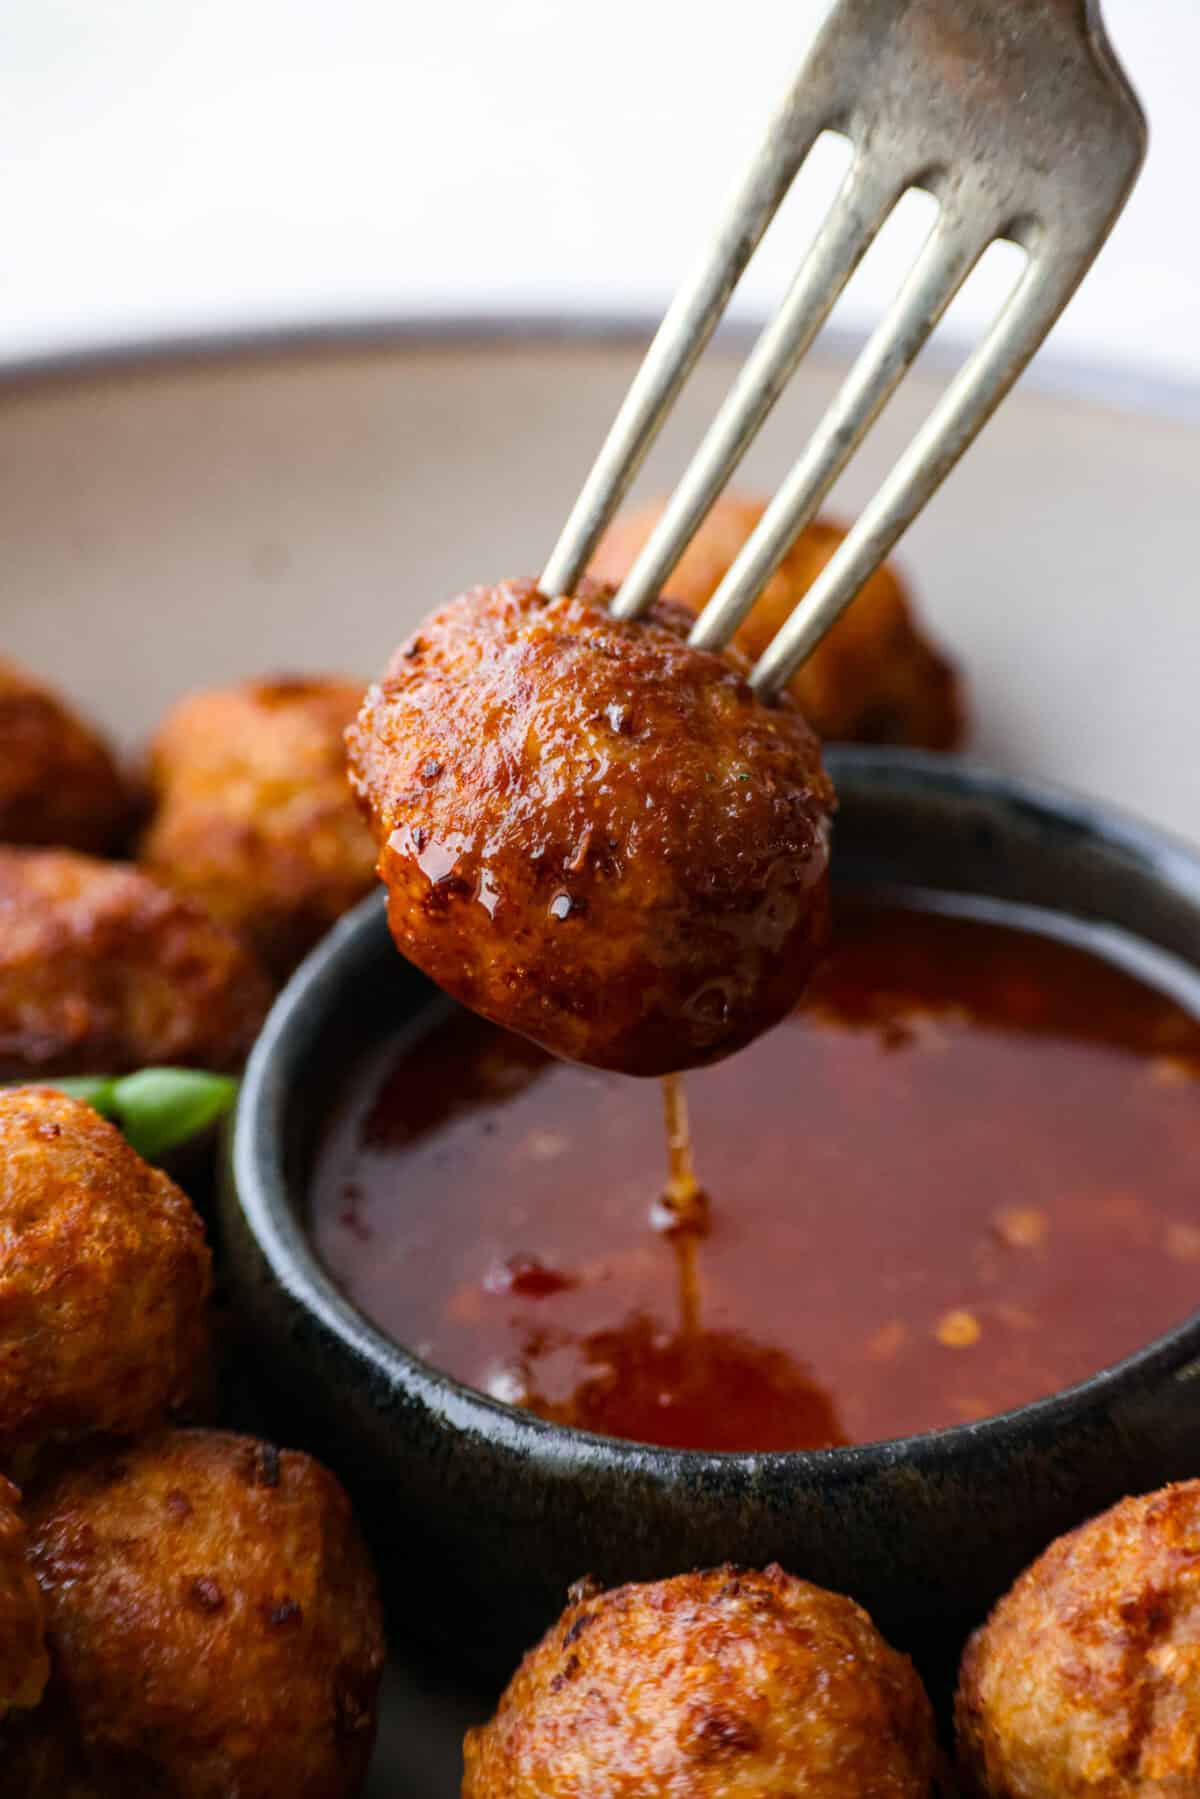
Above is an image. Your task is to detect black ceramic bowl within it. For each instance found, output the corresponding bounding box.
[222,747,1200,1681]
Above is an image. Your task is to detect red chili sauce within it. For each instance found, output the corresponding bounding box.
[309,898,1200,1452]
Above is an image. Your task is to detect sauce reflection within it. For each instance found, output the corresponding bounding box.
[311,898,1200,1451]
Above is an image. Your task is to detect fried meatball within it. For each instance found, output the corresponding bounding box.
[0,1476,47,1715]
[592,496,964,748]
[347,578,834,1076]
[24,1430,385,1798]
[957,1481,1200,1797]
[141,675,377,978]
[0,1089,211,1466]
[0,847,271,1078]
[0,657,130,854]
[464,1564,937,1797]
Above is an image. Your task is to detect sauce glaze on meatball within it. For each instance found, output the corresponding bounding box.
[348,578,834,1076]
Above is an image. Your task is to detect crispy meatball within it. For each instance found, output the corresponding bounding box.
[592,496,964,748]
[957,1481,1200,1797]
[347,578,834,1076]
[23,1430,386,1798]
[464,1564,937,1797]
[0,1476,47,1715]
[0,1089,211,1466]
[0,657,130,854]
[141,675,377,978]
[0,847,271,1078]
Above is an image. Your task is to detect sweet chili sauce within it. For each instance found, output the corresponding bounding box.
[655,1074,708,1340]
[310,896,1200,1452]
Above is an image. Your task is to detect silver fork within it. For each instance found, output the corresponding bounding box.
[539,0,1145,698]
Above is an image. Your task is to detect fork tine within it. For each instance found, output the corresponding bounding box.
[606,159,901,625]
[748,255,1077,698]
[538,104,841,600]
[688,207,989,653]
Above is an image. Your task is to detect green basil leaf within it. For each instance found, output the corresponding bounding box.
[108,1068,238,1161]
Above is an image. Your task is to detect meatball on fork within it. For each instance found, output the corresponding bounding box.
[348,577,834,1075]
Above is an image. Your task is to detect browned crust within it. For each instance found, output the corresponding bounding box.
[0,1474,48,1715]
[956,1481,1200,1796]
[0,1089,211,1462]
[348,578,833,1075]
[0,658,131,854]
[141,675,377,978]
[24,1430,385,1798]
[464,1563,937,1796]
[0,847,271,1078]
[592,496,965,749]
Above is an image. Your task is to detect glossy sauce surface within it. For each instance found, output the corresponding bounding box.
[310,899,1200,1451]
[345,579,833,1076]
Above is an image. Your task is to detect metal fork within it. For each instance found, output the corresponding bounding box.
[539,0,1145,698]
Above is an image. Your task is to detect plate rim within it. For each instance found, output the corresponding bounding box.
[3,308,1200,427]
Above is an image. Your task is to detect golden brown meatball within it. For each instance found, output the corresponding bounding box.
[141,675,377,978]
[0,657,130,854]
[592,496,964,748]
[957,1481,1200,1797]
[0,1475,47,1716]
[24,1430,386,1798]
[0,1089,211,1467]
[0,847,271,1079]
[464,1564,937,1797]
[348,578,834,1076]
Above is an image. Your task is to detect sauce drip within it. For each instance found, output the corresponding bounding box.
[311,898,1200,1452]
[656,1074,708,1339]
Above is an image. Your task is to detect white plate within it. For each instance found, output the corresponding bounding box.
[4,325,1200,1789]
[4,328,1199,843]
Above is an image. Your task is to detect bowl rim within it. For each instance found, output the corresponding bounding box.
[230,745,1200,1481]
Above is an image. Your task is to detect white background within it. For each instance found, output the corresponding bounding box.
[2,1,1196,385]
